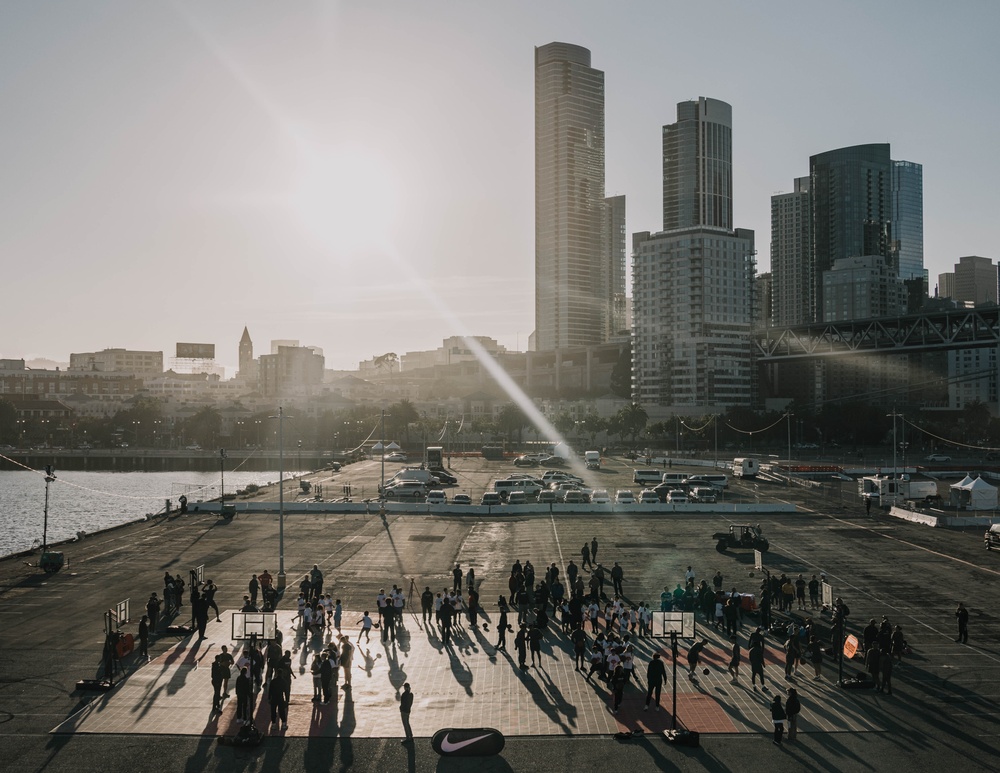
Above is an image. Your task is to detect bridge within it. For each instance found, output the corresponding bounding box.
[755,307,1000,362]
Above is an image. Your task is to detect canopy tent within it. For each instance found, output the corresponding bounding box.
[386,442,401,450]
[949,476,998,510]
[371,442,384,451]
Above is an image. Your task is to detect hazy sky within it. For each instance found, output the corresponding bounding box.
[3,1,998,373]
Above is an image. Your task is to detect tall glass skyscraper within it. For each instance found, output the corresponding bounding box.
[810,144,893,320]
[892,160,925,285]
[662,98,732,231]
[534,42,606,351]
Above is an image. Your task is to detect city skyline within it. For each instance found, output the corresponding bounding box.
[2,1,998,371]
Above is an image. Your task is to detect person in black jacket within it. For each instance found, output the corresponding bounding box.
[235,666,252,725]
[420,586,434,623]
[644,652,667,710]
[399,683,414,743]
[785,688,800,741]
[955,602,969,643]
[770,695,787,745]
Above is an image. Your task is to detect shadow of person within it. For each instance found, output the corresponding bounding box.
[383,640,407,695]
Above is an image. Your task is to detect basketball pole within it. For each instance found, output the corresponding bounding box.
[671,631,678,731]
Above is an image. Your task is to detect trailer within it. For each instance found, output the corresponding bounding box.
[585,450,601,470]
[733,458,760,478]
[859,474,939,507]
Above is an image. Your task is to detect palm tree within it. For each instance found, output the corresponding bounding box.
[618,403,648,450]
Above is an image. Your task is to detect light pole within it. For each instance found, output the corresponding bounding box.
[786,411,793,477]
[219,448,227,510]
[379,409,389,505]
[297,440,302,476]
[269,407,288,590]
[42,465,56,553]
[887,409,902,506]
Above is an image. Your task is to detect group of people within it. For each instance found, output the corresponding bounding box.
[295,591,343,633]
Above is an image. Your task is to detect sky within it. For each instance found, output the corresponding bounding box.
[2,0,999,374]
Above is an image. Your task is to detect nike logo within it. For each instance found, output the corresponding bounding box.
[439,732,493,752]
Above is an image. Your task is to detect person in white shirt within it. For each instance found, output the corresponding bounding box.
[685,566,696,587]
[588,602,601,633]
[357,611,373,642]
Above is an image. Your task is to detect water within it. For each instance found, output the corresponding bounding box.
[0,470,291,558]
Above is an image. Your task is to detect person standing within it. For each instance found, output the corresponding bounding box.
[514,624,528,669]
[338,635,354,688]
[645,652,667,710]
[808,575,820,609]
[421,586,434,623]
[334,599,343,631]
[571,624,586,669]
[249,575,259,608]
[591,537,599,565]
[955,602,969,644]
[567,559,579,589]
[770,695,786,745]
[399,683,414,744]
[310,564,324,601]
[750,641,768,691]
[728,636,741,685]
[879,649,894,695]
[808,635,823,681]
[610,664,626,714]
[211,654,228,712]
[581,543,592,571]
[440,598,453,646]
[452,564,463,593]
[785,687,800,741]
[528,624,543,666]
[611,562,624,597]
[235,665,252,725]
[865,643,881,686]
[320,652,334,705]
[794,575,807,611]
[146,594,161,633]
[138,615,150,661]
[496,599,510,652]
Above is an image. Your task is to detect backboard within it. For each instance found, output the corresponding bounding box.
[753,549,763,572]
[651,611,696,639]
[231,612,277,641]
[821,581,833,608]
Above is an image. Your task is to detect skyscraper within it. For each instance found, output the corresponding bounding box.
[811,144,893,320]
[770,177,812,327]
[771,145,923,325]
[632,98,754,412]
[662,97,732,231]
[534,42,606,351]
[603,194,627,338]
[892,160,925,284]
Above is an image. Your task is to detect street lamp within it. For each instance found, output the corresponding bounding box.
[785,411,794,476]
[379,409,390,506]
[219,448,227,510]
[268,407,289,590]
[42,465,56,553]
[297,440,302,476]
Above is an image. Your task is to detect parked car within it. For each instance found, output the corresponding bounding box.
[985,523,1000,550]
[385,452,407,462]
[542,470,582,485]
[666,489,688,504]
[513,455,539,467]
[563,490,586,504]
[925,453,952,462]
[537,490,557,504]
[639,489,660,504]
[452,494,472,505]
[615,490,636,505]
[506,491,529,505]
[540,455,568,467]
[480,491,501,506]
[590,489,611,504]
[431,470,459,485]
[384,486,426,502]
[690,487,717,503]
[426,490,447,505]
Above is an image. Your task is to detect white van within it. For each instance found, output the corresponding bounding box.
[634,469,664,485]
[493,479,543,500]
[733,458,760,478]
[585,450,601,470]
[661,472,687,485]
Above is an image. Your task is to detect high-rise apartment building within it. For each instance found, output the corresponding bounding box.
[823,256,906,322]
[534,42,606,351]
[662,98,732,231]
[770,177,812,326]
[603,195,628,338]
[632,98,754,412]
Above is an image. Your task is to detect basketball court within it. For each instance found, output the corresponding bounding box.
[53,607,883,739]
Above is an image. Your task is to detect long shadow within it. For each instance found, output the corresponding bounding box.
[511,659,573,735]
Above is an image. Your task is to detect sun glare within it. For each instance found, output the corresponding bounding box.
[289,143,400,255]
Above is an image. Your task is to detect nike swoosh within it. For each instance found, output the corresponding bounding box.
[440,732,493,752]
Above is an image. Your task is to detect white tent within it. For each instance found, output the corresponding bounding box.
[386,441,401,450]
[949,476,998,510]
[372,442,384,451]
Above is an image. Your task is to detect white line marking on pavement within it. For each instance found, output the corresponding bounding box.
[549,513,565,575]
